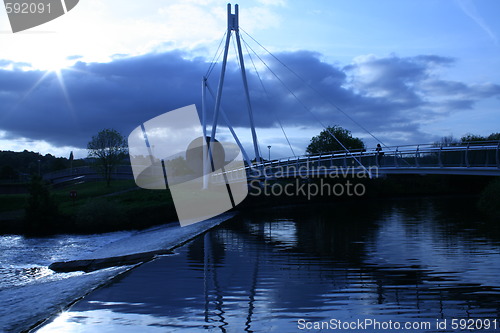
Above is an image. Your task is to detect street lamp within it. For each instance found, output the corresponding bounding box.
[267,145,271,161]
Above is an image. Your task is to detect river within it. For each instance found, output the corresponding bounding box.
[30,196,500,332]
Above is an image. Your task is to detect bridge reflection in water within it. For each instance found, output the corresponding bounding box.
[38,197,500,332]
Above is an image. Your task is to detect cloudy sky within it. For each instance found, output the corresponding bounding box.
[1,0,499,159]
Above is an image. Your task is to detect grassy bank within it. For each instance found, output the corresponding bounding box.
[0,181,138,214]
[0,193,27,213]
[0,180,178,235]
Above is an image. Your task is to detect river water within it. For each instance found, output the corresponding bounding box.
[29,197,500,331]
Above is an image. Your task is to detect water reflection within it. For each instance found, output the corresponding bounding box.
[38,197,500,332]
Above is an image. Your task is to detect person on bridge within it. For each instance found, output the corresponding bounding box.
[376,144,384,166]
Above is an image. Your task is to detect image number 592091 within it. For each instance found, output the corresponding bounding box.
[5,2,51,14]
[4,0,79,33]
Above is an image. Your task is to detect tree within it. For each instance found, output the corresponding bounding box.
[461,133,487,143]
[461,132,500,145]
[306,125,365,154]
[165,156,193,177]
[487,133,500,141]
[88,129,128,186]
[434,135,459,147]
[25,176,59,233]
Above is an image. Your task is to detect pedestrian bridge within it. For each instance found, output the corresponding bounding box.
[211,141,500,184]
[43,142,500,188]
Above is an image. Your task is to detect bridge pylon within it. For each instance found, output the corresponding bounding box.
[202,3,261,168]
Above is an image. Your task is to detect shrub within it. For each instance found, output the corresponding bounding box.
[24,176,60,233]
[477,178,500,219]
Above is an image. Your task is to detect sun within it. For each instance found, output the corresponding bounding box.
[27,50,77,73]
[18,55,78,116]
[38,58,72,73]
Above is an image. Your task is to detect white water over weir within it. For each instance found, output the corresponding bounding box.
[0,213,235,333]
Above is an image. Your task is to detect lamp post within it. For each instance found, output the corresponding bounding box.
[267,145,271,161]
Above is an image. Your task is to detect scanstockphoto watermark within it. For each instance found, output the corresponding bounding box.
[297,318,433,331]
[248,164,379,199]
[297,318,499,331]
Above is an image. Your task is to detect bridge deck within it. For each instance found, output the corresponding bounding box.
[211,142,500,182]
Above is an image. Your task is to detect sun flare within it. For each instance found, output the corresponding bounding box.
[37,57,72,73]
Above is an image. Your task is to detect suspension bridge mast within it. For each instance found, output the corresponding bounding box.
[205,3,261,163]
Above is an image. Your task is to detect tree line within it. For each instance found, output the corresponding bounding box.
[0,150,82,181]
[435,133,500,146]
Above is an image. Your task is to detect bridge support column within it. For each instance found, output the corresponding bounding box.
[496,141,500,169]
[202,77,208,189]
[204,80,252,167]
[209,4,261,162]
[415,145,420,167]
[438,145,443,168]
[465,143,470,168]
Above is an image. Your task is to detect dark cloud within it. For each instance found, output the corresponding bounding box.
[344,54,454,106]
[420,80,500,100]
[0,51,205,148]
[0,50,499,153]
[0,68,42,92]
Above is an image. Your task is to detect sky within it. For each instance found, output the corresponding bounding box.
[0,0,499,159]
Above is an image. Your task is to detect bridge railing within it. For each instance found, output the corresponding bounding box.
[211,140,500,182]
[372,141,500,169]
[43,165,133,183]
[254,141,500,169]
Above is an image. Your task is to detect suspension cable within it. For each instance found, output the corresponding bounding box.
[240,36,370,175]
[241,34,296,157]
[205,31,228,79]
[240,28,388,149]
[231,33,264,161]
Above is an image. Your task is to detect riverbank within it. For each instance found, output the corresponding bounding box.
[0,212,236,332]
[0,180,178,235]
[1,175,497,236]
